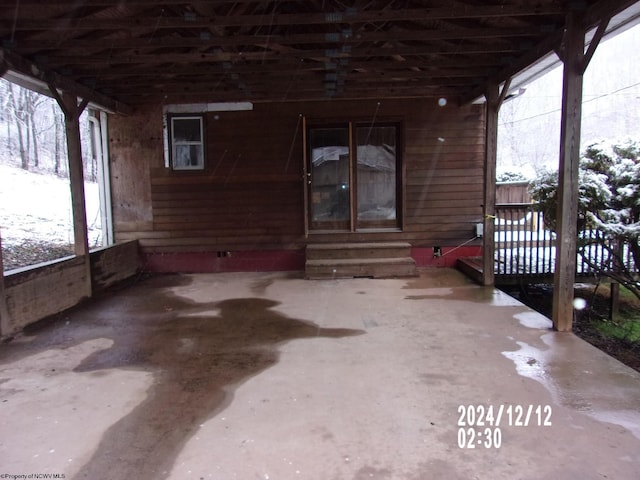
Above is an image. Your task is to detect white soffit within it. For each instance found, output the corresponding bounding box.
[163,102,254,113]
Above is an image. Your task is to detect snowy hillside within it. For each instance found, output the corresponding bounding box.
[0,164,102,249]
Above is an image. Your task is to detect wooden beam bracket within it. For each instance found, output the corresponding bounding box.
[48,83,90,121]
[581,16,611,72]
[496,77,513,111]
[1,48,131,115]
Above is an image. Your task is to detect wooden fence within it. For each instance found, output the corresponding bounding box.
[494,203,637,283]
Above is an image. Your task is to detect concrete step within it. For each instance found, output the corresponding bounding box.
[305,257,417,279]
[456,257,484,284]
[306,242,412,260]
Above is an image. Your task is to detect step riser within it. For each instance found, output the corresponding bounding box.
[307,264,417,279]
[305,242,417,279]
[306,247,411,260]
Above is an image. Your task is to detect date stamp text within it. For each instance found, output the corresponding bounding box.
[456,404,552,449]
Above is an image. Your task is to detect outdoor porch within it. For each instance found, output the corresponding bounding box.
[1,269,639,479]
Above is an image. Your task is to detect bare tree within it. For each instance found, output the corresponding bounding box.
[53,104,64,176]
[6,83,49,170]
[7,83,28,169]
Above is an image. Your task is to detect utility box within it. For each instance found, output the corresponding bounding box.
[475,223,484,238]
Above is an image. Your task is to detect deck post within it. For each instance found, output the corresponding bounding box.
[482,84,499,285]
[609,282,620,321]
[483,80,510,286]
[54,90,93,298]
[0,228,11,336]
[552,12,586,331]
[551,12,610,331]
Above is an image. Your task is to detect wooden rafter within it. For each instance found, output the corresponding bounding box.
[0,6,568,32]
[11,27,543,55]
[0,48,132,114]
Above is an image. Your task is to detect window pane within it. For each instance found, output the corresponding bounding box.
[172,118,202,142]
[356,126,397,221]
[173,145,203,168]
[309,128,350,223]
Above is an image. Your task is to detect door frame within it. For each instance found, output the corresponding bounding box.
[304,119,403,233]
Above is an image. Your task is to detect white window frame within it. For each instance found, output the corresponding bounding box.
[169,115,205,170]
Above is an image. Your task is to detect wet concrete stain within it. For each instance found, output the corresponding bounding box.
[403,286,517,305]
[0,274,364,480]
[402,268,475,290]
[249,276,275,295]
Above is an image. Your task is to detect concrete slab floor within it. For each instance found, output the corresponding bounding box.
[1,269,639,480]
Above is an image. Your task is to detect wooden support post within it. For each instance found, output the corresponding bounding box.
[302,114,309,238]
[552,12,586,331]
[0,229,11,337]
[610,282,620,321]
[609,238,624,321]
[54,90,92,298]
[483,84,499,286]
[482,79,511,286]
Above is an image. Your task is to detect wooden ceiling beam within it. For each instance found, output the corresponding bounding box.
[9,27,542,55]
[89,68,489,92]
[69,55,502,79]
[0,47,131,114]
[110,81,461,100]
[113,86,462,105]
[0,0,299,5]
[38,42,518,68]
[0,5,567,32]
[585,0,640,27]
[459,27,564,105]
[97,75,472,98]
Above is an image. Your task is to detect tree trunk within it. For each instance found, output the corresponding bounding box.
[25,103,32,167]
[28,98,40,168]
[5,111,11,158]
[8,84,28,170]
[54,107,62,176]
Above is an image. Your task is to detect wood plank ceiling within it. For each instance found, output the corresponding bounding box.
[0,0,636,109]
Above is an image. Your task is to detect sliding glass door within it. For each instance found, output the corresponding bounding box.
[356,125,398,227]
[307,123,400,231]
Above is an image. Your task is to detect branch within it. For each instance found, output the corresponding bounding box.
[578,243,640,301]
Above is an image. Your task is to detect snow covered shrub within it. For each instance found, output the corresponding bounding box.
[529,141,640,299]
[497,171,528,182]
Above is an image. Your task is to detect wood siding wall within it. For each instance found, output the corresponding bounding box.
[110,99,485,255]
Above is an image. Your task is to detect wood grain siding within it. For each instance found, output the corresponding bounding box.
[109,99,485,259]
[403,105,485,245]
[147,103,305,252]
[109,105,157,241]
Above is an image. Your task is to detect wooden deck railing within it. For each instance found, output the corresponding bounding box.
[494,203,637,280]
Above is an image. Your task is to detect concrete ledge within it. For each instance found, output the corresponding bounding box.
[1,241,140,336]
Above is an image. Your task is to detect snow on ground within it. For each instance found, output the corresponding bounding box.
[0,164,102,248]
